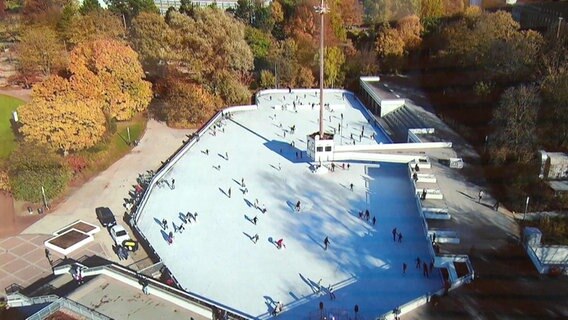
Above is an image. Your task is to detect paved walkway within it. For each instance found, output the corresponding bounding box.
[0,119,193,295]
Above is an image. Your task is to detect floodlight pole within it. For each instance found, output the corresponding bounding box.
[315,0,328,137]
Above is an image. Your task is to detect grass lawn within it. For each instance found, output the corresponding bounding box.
[79,114,147,174]
[0,94,24,160]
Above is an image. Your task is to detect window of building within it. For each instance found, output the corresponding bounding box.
[317,147,323,152]
[325,146,332,152]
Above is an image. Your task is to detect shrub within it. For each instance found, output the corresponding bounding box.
[65,154,88,174]
[8,143,70,202]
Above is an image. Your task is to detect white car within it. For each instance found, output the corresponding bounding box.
[110,224,131,246]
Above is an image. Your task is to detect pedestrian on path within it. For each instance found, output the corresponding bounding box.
[392,227,397,242]
[324,236,330,250]
[141,279,149,295]
[398,232,403,243]
[403,263,407,274]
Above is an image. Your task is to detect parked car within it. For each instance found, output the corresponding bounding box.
[95,207,117,227]
[110,224,131,246]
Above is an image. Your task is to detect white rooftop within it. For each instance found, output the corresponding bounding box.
[136,90,442,319]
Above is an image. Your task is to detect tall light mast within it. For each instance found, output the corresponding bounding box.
[315,0,328,137]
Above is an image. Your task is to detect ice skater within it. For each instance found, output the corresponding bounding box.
[170,178,175,190]
[317,279,323,293]
[271,301,283,315]
[323,236,330,250]
[423,262,429,277]
[403,262,407,274]
[416,257,421,269]
[185,212,193,223]
[328,285,336,300]
[168,231,174,245]
[252,216,258,225]
[350,183,354,191]
[392,227,397,241]
[276,238,286,249]
[478,190,484,203]
[398,232,403,243]
[252,234,259,244]
[225,152,229,160]
[372,216,376,225]
[295,200,301,212]
[228,187,231,198]
[162,219,168,230]
[241,178,245,187]
[178,224,185,233]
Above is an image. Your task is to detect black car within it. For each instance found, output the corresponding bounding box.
[95,207,117,227]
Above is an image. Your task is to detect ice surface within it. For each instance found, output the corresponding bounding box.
[137,90,442,319]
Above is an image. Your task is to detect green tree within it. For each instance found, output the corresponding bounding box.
[8,142,71,202]
[104,0,158,24]
[489,85,541,164]
[80,0,101,14]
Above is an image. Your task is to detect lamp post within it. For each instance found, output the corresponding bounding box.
[314,0,328,137]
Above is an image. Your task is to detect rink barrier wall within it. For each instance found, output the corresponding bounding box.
[333,141,452,152]
[130,105,257,320]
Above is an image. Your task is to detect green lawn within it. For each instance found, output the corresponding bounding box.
[0,94,24,160]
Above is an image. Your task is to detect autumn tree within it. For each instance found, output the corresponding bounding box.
[66,10,125,45]
[363,0,419,25]
[69,38,152,121]
[323,46,345,87]
[443,10,543,80]
[375,25,404,58]
[397,15,422,51]
[16,25,67,79]
[22,0,70,26]
[161,77,222,127]
[130,11,172,67]
[0,0,6,17]
[259,69,275,88]
[539,31,568,149]
[489,85,541,164]
[17,76,107,152]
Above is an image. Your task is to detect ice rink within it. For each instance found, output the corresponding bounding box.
[136,90,443,319]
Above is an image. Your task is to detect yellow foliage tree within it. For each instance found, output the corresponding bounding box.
[69,39,152,121]
[18,76,107,152]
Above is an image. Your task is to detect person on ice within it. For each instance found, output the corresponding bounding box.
[276,238,285,249]
[295,201,301,212]
[323,236,330,250]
